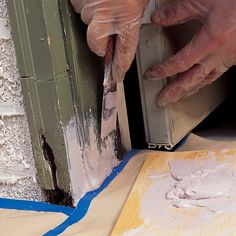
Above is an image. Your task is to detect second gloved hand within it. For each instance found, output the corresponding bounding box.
[71,0,149,82]
[145,0,236,106]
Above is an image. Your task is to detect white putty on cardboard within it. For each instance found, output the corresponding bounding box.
[140,154,236,228]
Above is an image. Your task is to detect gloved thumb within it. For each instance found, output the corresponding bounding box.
[112,23,141,82]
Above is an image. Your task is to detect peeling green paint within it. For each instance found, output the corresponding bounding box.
[7,0,107,201]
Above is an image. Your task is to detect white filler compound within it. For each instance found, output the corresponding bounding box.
[140,154,236,228]
[0,0,43,200]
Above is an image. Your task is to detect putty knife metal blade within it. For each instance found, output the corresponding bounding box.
[101,37,117,140]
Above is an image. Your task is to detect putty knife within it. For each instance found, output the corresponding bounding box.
[101,37,117,140]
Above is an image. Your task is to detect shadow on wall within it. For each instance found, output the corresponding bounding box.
[193,66,236,141]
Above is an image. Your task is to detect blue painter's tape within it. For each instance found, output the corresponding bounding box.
[44,149,140,236]
[0,198,73,216]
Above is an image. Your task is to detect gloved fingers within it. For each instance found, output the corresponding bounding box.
[178,68,224,100]
[152,0,202,27]
[71,0,149,82]
[145,27,222,80]
[80,5,94,25]
[187,69,222,95]
[190,50,236,92]
[112,22,141,82]
[80,1,114,25]
[70,0,83,13]
[156,51,230,106]
[71,0,93,25]
[87,20,113,56]
[156,63,210,106]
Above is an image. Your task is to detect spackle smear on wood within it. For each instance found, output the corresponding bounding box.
[64,115,119,204]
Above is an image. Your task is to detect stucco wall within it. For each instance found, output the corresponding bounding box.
[0,0,43,200]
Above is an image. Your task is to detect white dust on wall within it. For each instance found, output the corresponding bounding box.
[0,0,43,200]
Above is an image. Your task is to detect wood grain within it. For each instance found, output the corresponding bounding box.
[117,82,131,151]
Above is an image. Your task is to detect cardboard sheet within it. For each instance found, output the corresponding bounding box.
[61,134,236,235]
[1,133,236,235]
[111,150,236,235]
[0,209,67,236]
[61,151,146,236]
[179,133,236,151]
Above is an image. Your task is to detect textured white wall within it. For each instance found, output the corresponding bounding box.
[0,0,43,200]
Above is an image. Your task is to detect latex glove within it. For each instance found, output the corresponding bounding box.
[71,0,149,82]
[145,0,236,106]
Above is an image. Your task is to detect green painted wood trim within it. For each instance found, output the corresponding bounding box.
[7,0,109,203]
[58,0,104,144]
[7,0,73,192]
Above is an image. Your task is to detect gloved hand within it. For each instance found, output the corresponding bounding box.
[145,0,236,106]
[71,0,149,82]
